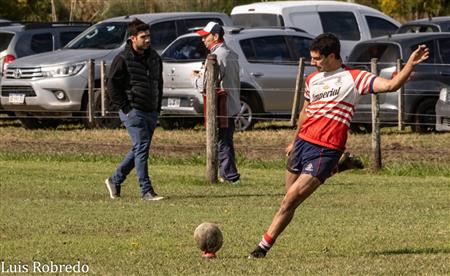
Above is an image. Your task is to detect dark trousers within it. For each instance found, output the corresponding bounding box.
[218,118,240,182]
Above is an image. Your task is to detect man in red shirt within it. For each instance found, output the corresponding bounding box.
[248,33,429,258]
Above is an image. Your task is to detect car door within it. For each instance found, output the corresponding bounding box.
[239,35,301,114]
[436,37,450,86]
[403,38,440,97]
[348,42,401,123]
[16,31,54,57]
[161,35,207,111]
[0,31,14,77]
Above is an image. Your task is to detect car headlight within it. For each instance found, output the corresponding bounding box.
[439,87,449,102]
[41,62,85,78]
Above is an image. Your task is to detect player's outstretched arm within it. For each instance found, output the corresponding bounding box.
[372,44,429,93]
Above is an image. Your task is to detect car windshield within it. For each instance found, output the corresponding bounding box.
[0,32,14,51]
[65,22,128,50]
[161,36,207,62]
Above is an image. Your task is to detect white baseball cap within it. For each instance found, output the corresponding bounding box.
[196,21,224,37]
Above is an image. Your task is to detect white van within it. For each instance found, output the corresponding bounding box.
[231,1,400,61]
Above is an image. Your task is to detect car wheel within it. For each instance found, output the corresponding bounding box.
[412,98,436,133]
[235,95,257,132]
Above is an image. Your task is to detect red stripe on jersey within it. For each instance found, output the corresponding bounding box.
[356,71,368,92]
[299,116,348,151]
[308,100,355,109]
[359,73,372,94]
[307,104,353,117]
[347,67,362,81]
[307,109,352,126]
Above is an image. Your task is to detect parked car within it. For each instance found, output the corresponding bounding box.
[396,16,450,34]
[0,13,232,129]
[0,22,91,78]
[436,86,450,131]
[230,0,400,61]
[160,27,316,131]
[0,18,11,26]
[347,32,450,132]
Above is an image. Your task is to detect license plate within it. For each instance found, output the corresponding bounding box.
[167,98,180,107]
[8,93,25,104]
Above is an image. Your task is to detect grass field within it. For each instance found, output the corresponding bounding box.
[0,124,449,275]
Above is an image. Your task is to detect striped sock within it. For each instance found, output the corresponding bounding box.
[258,233,275,252]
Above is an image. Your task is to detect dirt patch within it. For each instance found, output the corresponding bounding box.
[1,123,449,165]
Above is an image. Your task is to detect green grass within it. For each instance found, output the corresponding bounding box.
[1,154,449,275]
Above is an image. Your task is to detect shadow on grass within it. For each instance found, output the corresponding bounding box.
[0,118,21,127]
[371,247,450,255]
[168,192,285,200]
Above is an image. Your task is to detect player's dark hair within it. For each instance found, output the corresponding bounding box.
[309,33,341,60]
[128,18,150,37]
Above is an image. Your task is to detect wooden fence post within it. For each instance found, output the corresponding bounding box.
[87,59,95,123]
[100,60,106,117]
[290,58,305,127]
[371,58,381,171]
[205,54,219,183]
[396,59,405,131]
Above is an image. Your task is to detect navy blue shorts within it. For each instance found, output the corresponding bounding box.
[286,138,343,183]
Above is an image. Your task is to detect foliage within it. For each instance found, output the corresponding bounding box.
[7,0,450,21]
[1,0,448,23]
[379,0,450,22]
[0,0,51,21]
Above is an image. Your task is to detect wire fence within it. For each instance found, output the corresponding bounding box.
[0,59,449,131]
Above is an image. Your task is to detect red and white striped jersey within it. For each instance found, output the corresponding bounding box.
[298,66,376,151]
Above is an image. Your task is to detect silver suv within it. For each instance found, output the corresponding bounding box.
[0,13,232,129]
[160,27,315,131]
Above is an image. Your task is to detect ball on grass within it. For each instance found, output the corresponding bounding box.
[194,222,223,255]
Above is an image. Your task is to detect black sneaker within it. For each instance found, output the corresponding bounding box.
[248,246,267,259]
[337,152,364,172]
[105,178,120,199]
[141,191,164,201]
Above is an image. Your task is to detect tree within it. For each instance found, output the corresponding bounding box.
[378,0,450,22]
[0,0,50,21]
[1,0,448,23]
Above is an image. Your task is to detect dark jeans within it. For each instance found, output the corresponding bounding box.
[111,109,158,196]
[218,118,240,182]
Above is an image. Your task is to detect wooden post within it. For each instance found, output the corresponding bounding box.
[87,59,95,123]
[371,58,381,171]
[396,59,405,131]
[290,58,305,127]
[100,60,106,117]
[205,54,219,183]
